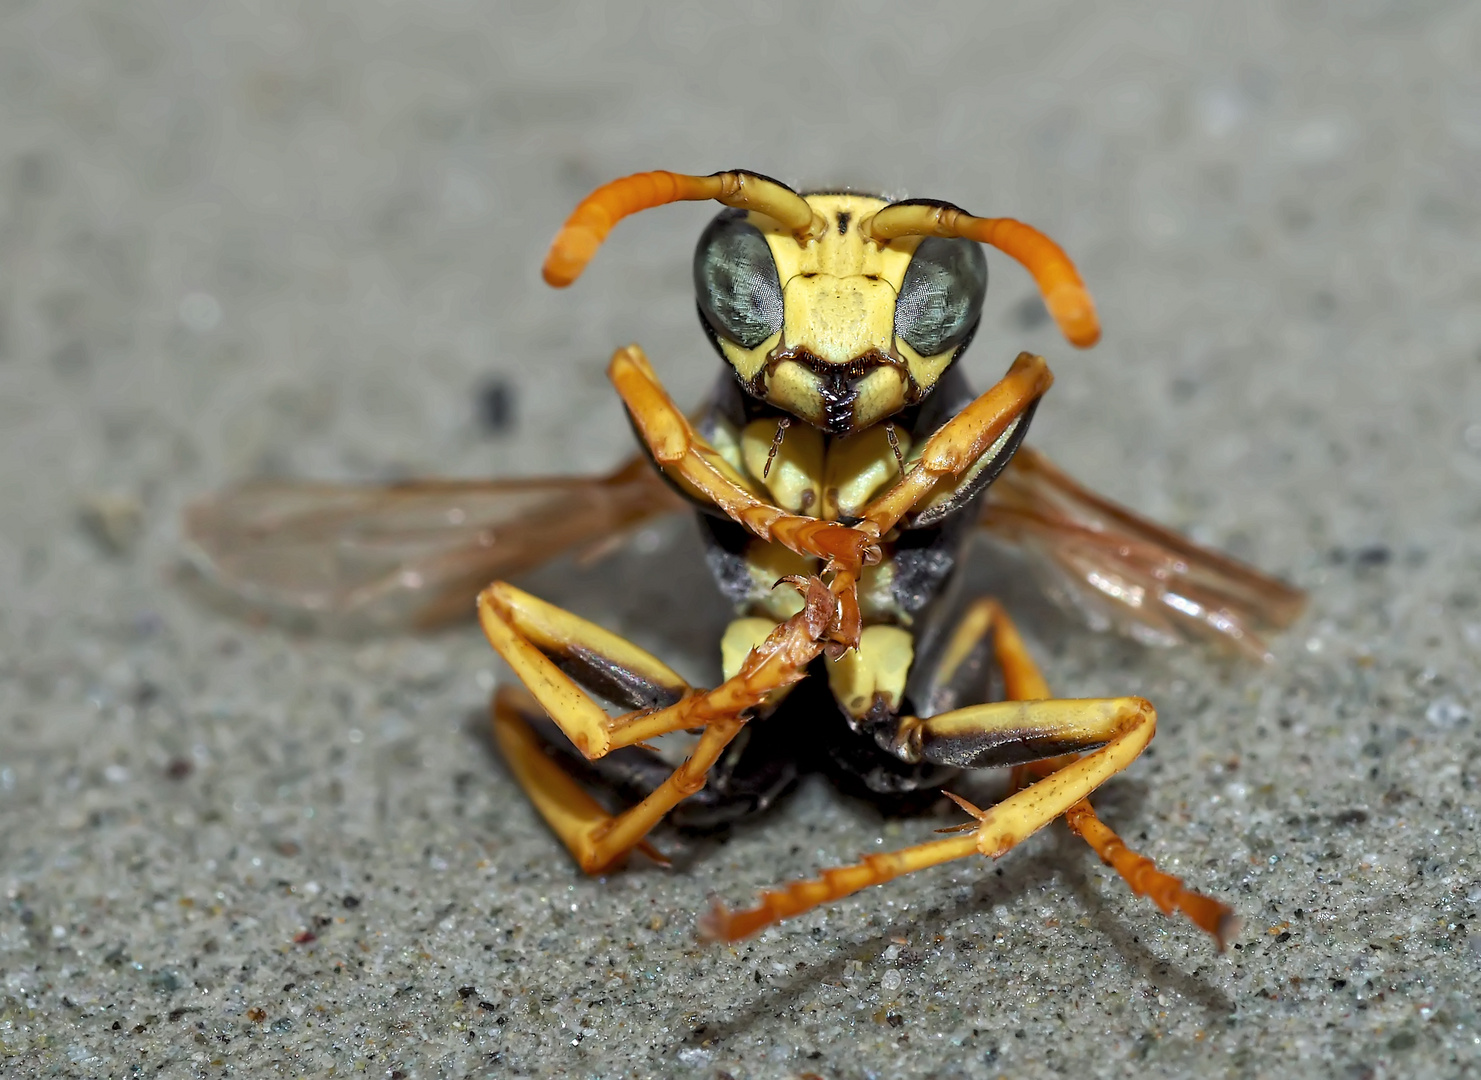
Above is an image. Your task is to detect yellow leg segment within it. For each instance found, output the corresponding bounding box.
[610,344,879,646]
[1062,800,1240,948]
[992,602,1239,946]
[478,580,692,759]
[482,576,835,874]
[703,600,1239,949]
[861,352,1054,536]
[702,693,1154,939]
[491,685,668,868]
[609,345,877,570]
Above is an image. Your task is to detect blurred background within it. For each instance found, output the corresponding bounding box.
[2,1,1479,1076]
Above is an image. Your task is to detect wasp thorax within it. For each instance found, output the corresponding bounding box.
[695,194,988,437]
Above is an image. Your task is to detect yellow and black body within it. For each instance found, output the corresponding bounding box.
[476,168,1261,946]
[187,168,1306,946]
[541,174,1075,814]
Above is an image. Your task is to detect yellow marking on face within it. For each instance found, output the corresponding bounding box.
[762,360,826,427]
[779,273,895,366]
[740,418,823,514]
[718,330,779,384]
[715,194,948,433]
[896,338,958,396]
[757,359,910,433]
[764,194,919,362]
[850,367,908,435]
[765,195,920,283]
[710,194,978,433]
[825,624,915,719]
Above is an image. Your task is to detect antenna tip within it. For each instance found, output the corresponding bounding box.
[1045,283,1101,348]
[542,225,601,287]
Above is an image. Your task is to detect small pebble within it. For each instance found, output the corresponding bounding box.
[478,377,516,434]
[78,491,143,555]
[1426,699,1470,727]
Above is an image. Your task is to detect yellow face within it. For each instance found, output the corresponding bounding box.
[694,194,988,436]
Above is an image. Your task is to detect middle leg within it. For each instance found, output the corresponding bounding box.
[481,575,835,873]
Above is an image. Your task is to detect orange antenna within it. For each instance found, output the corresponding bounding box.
[862,202,1100,348]
[543,170,827,288]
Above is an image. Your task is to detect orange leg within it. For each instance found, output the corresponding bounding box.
[491,685,668,869]
[610,345,881,646]
[860,352,1054,536]
[609,346,1052,648]
[986,603,1238,946]
[609,345,877,571]
[1061,802,1239,947]
[481,576,834,873]
[703,599,1239,949]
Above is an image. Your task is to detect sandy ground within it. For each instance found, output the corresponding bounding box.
[2,2,1480,1077]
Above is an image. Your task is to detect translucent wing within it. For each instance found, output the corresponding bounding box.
[980,446,1306,660]
[183,457,684,632]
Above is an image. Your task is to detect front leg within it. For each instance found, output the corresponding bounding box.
[608,345,879,571]
[863,351,1054,535]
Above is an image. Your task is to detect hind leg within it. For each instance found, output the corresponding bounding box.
[704,599,1237,948]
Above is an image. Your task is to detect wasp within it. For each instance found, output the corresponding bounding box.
[186,169,1305,949]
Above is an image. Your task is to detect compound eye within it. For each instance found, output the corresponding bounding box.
[893,237,988,357]
[694,210,784,349]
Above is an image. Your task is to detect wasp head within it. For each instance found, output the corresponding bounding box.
[542,170,1097,432]
[694,194,988,436]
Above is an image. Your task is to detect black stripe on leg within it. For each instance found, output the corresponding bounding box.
[916,726,1109,770]
[551,645,687,711]
[521,710,798,830]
